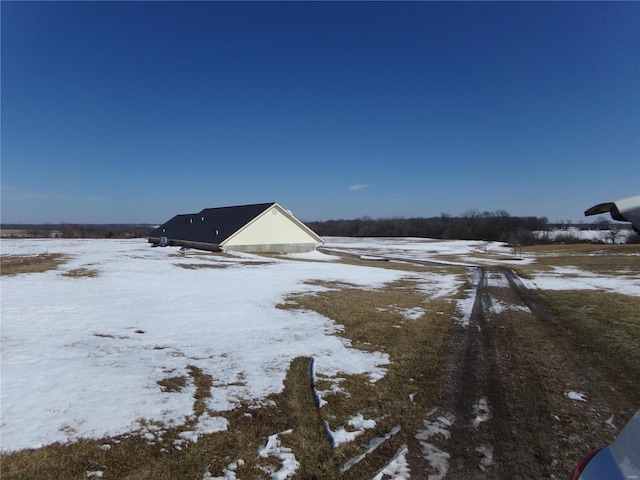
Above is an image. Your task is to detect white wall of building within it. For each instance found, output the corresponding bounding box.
[222,205,322,253]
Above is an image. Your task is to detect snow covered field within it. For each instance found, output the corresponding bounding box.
[322,236,528,266]
[1,237,462,454]
[1,237,638,460]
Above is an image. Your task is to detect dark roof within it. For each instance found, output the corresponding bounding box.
[149,203,276,245]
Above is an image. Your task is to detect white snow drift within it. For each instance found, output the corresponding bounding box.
[0,238,459,452]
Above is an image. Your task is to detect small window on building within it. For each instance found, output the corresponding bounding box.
[215,229,219,235]
[189,218,193,224]
[202,217,205,221]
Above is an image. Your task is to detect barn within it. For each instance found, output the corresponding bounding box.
[148,202,324,253]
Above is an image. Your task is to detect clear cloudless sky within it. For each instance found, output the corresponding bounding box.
[2,1,639,224]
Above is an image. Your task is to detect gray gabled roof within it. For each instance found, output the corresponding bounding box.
[149,202,276,245]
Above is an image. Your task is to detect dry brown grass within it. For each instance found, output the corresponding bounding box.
[156,375,187,393]
[176,261,274,269]
[536,289,640,401]
[175,263,231,269]
[276,277,459,478]
[513,245,640,393]
[1,253,68,276]
[520,243,640,275]
[62,267,100,278]
[187,365,213,417]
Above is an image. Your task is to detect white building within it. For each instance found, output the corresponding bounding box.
[148,202,324,253]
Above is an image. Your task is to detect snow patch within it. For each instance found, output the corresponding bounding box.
[565,391,587,402]
[476,444,494,471]
[371,444,411,480]
[415,411,454,480]
[455,270,478,327]
[472,398,491,428]
[257,430,299,480]
[522,266,640,297]
[328,413,377,447]
[454,303,473,327]
[489,298,531,315]
[340,425,402,474]
[412,272,464,301]
[1,239,401,452]
[195,413,229,435]
[399,306,425,321]
[204,459,244,480]
[178,430,199,443]
[377,305,425,321]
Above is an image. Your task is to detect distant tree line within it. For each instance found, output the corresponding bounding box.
[306,210,548,245]
[0,224,155,239]
[307,211,640,245]
[3,214,637,245]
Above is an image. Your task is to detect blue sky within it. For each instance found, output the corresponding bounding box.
[2,1,639,224]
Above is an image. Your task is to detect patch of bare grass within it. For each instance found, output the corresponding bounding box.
[278,357,335,478]
[157,376,187,393]
[175,263,231,270]
[176,260,274,270]
[187,365,212,418]
[61,267,99,278]
[93,333,128,340]
[304,279,359,288]
[1,253,68,276]
[539,289,640,400]
[277,277,458,478]
[520,244,640,275]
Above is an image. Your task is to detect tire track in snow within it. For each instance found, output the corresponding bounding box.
[427,267,549,478]
[443,266,500,478]
[413,267,497,478]
[443,266,625,478]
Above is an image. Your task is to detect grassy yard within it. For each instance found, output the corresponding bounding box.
[519,243,640,274]
[1,254,69,276]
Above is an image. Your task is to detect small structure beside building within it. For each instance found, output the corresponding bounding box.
[148,202,324,253]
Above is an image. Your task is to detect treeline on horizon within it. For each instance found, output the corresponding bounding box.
[0,223,154,239]
[306,210,637,245]
[1,210,636,245]
[306,210,548,245]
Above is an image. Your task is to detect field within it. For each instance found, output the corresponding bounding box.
[1,237,639,479]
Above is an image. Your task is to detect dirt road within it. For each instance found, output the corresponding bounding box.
[315,247,638,479]
[431,266,636,479]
